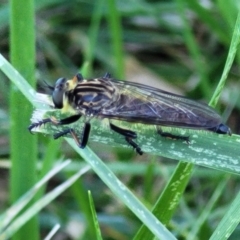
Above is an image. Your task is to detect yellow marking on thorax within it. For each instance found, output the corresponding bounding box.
[67,77,78,90]
[61,96,77,114]
[60,76,81,114]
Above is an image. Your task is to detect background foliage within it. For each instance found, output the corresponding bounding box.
[0,0,240,239]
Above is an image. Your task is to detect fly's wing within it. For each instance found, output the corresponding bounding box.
[100,78,222,129]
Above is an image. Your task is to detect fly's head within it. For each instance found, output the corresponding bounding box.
[44,73,83,111]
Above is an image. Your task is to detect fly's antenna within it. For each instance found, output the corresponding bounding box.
[42,80,54,94]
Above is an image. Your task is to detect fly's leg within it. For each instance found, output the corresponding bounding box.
[109,123,143,155]
[53,122,91,148]
[28,114,81,132]
[28,118,55,132]
[125,137,143,155]
[157,127,190,143]
[28,114,87,146]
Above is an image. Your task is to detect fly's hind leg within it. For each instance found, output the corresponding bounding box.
[53,122,91,149]
[109,123,143,155]
[125,137,143,155]
[157,127,190,143]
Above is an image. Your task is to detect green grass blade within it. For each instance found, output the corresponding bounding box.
[186,0,230,44]
[66,141,177,240]
[210,191,240,240]
[9,0,38,239]
[135,5,240,239]
[0,160,71,232]
[209,10,240,107]
[43,224,60,240]
[177,0,211,99]
[88,191,103,240]
[187,176,229,240]
[217,0,237,28]
[107,0,125,78]
[134,162,193,239]
[36,140,62,198]
[0,54,39,107]
[66,172,96,239]
[1,165,90,239]
[32,108,240,174]
[84,0,105,75]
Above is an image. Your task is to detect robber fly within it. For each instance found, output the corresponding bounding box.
[28,73,231,155]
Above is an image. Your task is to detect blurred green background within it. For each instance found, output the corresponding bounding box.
[0,0,240,239]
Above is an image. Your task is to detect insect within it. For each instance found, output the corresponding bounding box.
[29,73,231,155]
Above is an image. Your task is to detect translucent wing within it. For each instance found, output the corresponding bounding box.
[100,78,222,129]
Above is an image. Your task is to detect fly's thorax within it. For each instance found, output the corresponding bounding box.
[61,90,77,114]
[64,78,119,116]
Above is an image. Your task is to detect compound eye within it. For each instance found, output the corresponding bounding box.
[52,77,67,109]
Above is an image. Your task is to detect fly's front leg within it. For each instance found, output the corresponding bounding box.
[28,114,81,133]
[28,114,87,146]
[157,127,190,143]
[53,122,91,149]
[109,123,143,155]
